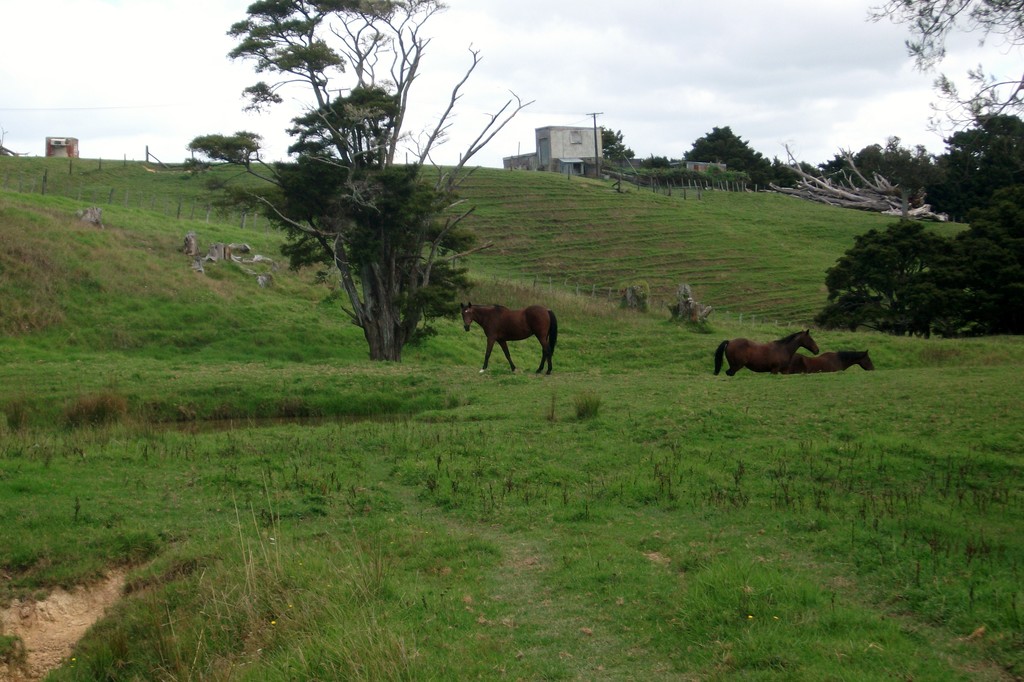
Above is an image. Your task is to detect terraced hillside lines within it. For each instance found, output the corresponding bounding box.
[2,157,945,324]
[456,169,899,322]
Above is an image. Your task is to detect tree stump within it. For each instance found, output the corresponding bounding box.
[76,207,103,227]
[183,231,199,257]
[205,243,231,262]
[668,283,713,323]
[620,282,649,311]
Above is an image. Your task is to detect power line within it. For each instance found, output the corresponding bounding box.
[0,104,179,112]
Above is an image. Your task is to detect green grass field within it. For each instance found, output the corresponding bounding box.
[1,157,1021,680]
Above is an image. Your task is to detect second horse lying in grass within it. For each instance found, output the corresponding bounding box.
[784,350,874,374]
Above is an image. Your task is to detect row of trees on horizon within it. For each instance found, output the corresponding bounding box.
[603,112,1024,222]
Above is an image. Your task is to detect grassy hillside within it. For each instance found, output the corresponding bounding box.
[0,155,249,222]
[2,156,965,324]
[453,168,964,323]
[1,157,1021,681]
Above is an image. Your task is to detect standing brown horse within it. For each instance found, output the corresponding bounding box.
[784,350,874,374]
[714,330,819,376]
[461,303,558,374]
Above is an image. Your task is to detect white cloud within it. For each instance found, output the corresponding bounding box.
[1,0,1018,166]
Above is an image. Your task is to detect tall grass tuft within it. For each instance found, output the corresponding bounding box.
[573,390,601,419]
[62,391,129,427]
[347,537,393,604]
[2,398,31,431]
[279,615,414,681]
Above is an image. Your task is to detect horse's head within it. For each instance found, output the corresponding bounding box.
[858,351,875,370]
[460,302,473,331]
[801,329,820,355]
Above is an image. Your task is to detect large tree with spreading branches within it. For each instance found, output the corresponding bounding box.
[816,186,1024,337]
[928,113,1024,218]
[189,0,530,361]
[816,220,948,336]
[684,126,774,187]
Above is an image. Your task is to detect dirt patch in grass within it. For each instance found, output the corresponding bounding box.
[0,570,126,682]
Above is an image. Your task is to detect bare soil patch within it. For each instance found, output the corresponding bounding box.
[1,571,125,682]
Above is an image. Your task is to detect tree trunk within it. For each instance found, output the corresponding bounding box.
[355,259,416,362]
[362,308,405,361]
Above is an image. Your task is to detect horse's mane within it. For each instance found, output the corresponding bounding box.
[775,330,807,344]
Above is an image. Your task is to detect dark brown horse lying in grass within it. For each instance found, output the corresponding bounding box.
[461,302,558,374]
[784,350,874,374]
[714,330,819,376]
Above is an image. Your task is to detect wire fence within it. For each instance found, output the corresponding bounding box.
[1,169,265,230]
[4,166,804,327]
[483,273,810,329]
[603,167,763,196]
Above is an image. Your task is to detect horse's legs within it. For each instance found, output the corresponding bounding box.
[535,350,552,374]
[725,351,740,376]
[481,338,496,372]
[498,340,516,372]
[535,338,550,374]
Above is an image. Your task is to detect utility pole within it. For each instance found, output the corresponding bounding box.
[587,112,603,177]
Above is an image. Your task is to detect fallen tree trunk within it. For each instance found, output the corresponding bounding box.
[770,146,947,221]
[183,232,275,286]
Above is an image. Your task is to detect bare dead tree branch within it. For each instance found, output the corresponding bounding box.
[445,91,534,182]
[449,241,493,261]
[770,145,947,220]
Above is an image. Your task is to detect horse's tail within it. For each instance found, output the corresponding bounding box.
[714,340,728,375]
[547,310,558,355]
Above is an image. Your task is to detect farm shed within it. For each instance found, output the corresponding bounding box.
[685,160,726,172]
[45,137,79,158]
[503,125,603,176]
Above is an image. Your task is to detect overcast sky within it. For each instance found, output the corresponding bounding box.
[1,1,1019,168]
